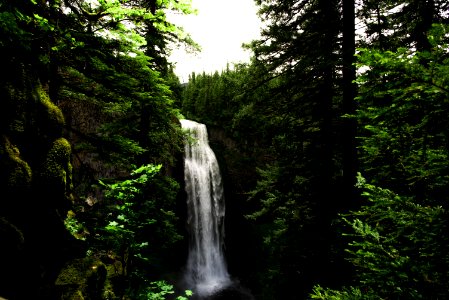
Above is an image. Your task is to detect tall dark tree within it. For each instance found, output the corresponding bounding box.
[241,0,348,298]
[311,24,449,299]
[342,0,358,209]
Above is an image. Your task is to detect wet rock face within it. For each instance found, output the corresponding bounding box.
[205,126,260,292]
[0,65,77,298]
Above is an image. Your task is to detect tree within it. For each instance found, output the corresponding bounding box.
[38,0,196,210]
[243,1,351,297]
[355,24,449,204]
[356,0,449,51]
[310,174,449,299]
[1,0,195,296]
[95,164,184,297]
[342,0,358,209]
[310,23,449,300]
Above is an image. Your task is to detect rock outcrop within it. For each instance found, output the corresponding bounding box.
[0,63,79,299]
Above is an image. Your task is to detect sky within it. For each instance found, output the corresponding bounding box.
[167,0,262,83]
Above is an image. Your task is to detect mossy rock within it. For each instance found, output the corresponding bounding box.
[55,257,109,299]
[38,137,73,201]
[55,258,96,286]
[35,84,65,138]
[62,289,85,300]
[0,135,32,189]
[105,260,123,279]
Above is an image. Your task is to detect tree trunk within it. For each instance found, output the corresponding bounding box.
[342,0,358,209]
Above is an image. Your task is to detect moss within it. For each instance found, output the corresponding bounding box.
[105,260,123,278]
[37,85,65,127]
[0,135,32,188]
[33,83,65,139]
[40,137,73,191]
[55,258,101,286]
[47,138,71,164]
[55,257,115,300]
[66,290,85,300]
[33,137,74,215]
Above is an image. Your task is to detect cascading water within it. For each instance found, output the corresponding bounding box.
[180,119,231,298]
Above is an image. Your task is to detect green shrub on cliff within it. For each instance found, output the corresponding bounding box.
[90,164,183,297]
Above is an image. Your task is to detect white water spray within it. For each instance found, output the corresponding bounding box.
[180,119,231,298]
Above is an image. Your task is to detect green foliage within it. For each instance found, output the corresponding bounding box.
[138,281,192,300]
[181,64,253,130]
[311,174,449,299]
[238,2,352,296]
[0,10,30,49]
[355,24,449,205]
[310,285,378,300]
[356,0,449,51]
[98,164,182,261]
[310,174,449,299]
[64,210,88,241]
[178,1,449,299]
[352,174,448,298]
[309,24,449,300]
[86,163,184,298]
[1,0,192,298]
[181,4,345,293]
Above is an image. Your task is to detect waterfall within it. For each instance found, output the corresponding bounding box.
[180,119,231,298]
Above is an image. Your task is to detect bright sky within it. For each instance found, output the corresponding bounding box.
[167,0,262,83]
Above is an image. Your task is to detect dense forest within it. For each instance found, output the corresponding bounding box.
[1,0,449,299]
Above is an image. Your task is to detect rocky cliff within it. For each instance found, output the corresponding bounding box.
[0,62,78,299]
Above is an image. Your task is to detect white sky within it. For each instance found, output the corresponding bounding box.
[167,0,262,83]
